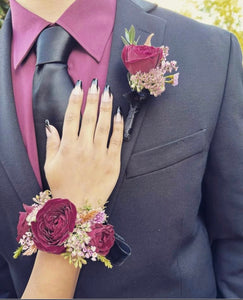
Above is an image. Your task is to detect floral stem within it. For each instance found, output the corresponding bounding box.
[124,103,141,141]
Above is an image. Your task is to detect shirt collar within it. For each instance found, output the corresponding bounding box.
[10,0,117,69]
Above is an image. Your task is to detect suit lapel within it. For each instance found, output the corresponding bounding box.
[0,11,40,206]
[106,0,167,214]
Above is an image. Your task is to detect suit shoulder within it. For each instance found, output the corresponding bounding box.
[151,6,233,49]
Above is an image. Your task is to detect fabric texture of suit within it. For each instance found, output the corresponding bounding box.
[0,0,243,297]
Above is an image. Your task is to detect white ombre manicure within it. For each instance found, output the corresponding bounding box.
[73,80,82,95]
[115,107,122,122]
[102,84,112,102]
[90,78,99,94]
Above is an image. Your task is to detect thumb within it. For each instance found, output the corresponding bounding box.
[45,123,60,166]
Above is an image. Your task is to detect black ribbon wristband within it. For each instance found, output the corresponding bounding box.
[107,232,131,266]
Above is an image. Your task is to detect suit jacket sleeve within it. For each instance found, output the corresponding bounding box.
[203,33,243,298]
[0,254,17,298]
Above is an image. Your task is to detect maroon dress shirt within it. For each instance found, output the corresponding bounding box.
[10,0,116,188]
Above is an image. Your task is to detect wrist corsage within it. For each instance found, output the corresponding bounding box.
[14,191,115,269]
[121,25,179,140]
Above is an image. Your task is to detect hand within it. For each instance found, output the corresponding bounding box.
[44,81,124,209]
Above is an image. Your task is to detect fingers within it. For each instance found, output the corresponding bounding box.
[45,123,60,167]
[60,79,123,160]
[61,80,83,143]
[78,79,100,145]
[93,85,113,149]
[108,107,124,158]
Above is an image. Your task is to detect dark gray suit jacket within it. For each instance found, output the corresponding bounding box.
[0,0,243,298]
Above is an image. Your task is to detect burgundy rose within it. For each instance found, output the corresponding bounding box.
[31,198,77,254]
[121,44,164,75]
[17,204,34,242]
[88,224,115,256]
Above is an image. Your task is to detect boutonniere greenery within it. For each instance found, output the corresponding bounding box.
[121,25,179,140]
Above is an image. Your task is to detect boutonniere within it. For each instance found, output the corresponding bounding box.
[121,25,179,141]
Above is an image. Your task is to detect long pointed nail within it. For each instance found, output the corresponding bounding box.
[102,84,112,102]
[104,84,111,96]
[90,78,98,93]
[45,119,51,133]
[115,106,122,122]
[76,80,82,89]
[73,80,82,95]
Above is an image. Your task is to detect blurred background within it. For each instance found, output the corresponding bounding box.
[0,0,242,50]
[151,0,243,50]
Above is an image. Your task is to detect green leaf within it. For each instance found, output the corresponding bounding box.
[125,28,130,43]
[121,36,129,45]
[62,251,70,258]
[97,255,113,269]
[74,260,79,268]
[78,260,83,269]
[129,25,136,44]
[81,257,87,265]
[121,25,140,46]
[13,246,23,259]
[135,36,141,45]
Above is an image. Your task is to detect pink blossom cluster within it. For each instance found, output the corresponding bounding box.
[92,211,106,224]
[19,231,37,255]
[26,204,42,225]
[129,48,179,97]
[130,69,166,97]
[63,208,114,266]
[172,73,179,86]
[32,190,51,205]
[161,46,169,58]
[159,59,178,75]
[64,221,98,262]
[19,231,34,250]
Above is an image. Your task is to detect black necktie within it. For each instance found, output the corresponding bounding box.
[32,25,77,189]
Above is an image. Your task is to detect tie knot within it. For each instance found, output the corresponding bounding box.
[36,25,76,65]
